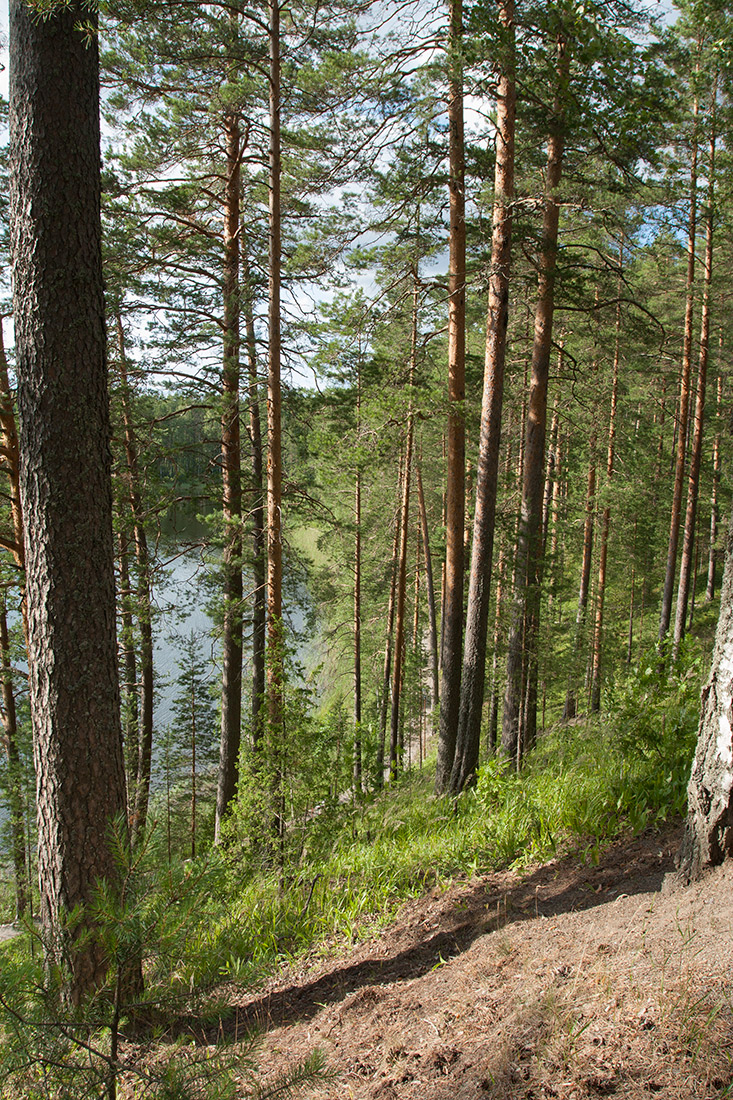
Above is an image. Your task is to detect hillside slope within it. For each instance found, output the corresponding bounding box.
[224,823,733,1099]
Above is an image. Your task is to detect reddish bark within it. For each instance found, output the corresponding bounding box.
[436,0,467,793]
[590,252,623,711]
[10,0,128,999]
[215,109,244,842]
[659,93,699,645]
[674,91,716,658]
[502,37,566,763]
[450,0,515,792]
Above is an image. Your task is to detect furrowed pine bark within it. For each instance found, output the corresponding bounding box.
[449,0,515,793]
[9,0,128,1001]
[659,91,699,645]
[674,90,716,660]
[215,108,244,843]
[502,36,566,764]
[436,0,467,794]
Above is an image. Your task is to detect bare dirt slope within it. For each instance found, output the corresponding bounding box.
[225,822,733,1099]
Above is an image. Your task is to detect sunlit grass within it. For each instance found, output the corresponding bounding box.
[197,649,698,988]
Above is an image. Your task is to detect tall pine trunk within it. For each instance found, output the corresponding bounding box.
[267,0,285,848]
[436,0,467,792]
[215,111,244,841]
[564,439,596,721]
[117,530,138,794]
[706,371,722,602]
[416,461,439,713]
[674,89,716,658]
[243,260,266,744]
[10,0,128,1000]
[659,92,699,645]
[115,316,155,846]
[354,412,362,791]
[0,324,28,917]
[390,278,418,779]
[377,466,402,786]
[502,36,566,764]
[450,0,515,792]
[590,250,623,711]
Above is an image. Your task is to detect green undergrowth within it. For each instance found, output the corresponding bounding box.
[186,649,700,991]
[0,651,700,1046]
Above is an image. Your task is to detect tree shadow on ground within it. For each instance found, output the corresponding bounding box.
[177,821,683,1044]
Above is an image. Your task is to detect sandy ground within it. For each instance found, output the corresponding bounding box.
[208,822,733,1099]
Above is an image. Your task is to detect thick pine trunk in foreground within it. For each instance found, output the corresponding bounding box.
[679,503,733,883]
[450,0,515,793]
[435,0,467,793]
[9,0,127,1001]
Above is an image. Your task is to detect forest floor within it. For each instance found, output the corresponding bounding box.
[214,821,733,1099]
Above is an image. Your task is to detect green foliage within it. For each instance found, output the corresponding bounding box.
[209,642,703,987]
[0,821,330,1099]
[605,642,702,821]
[154,629,219,863]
